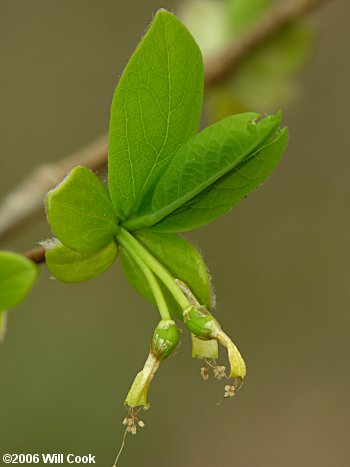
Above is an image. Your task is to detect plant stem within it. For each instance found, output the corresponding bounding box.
[117,233,171,321]
[116,228,190,311]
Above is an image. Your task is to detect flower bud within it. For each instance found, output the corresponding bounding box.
[183,306,221,339]
[151,319,179,360]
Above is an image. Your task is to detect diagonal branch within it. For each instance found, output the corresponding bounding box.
[0,134,109,243]
[0,0,331,260]
[204,0,331,88]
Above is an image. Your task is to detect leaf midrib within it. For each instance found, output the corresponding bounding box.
[130,16,172,214]
[122,127,278,231]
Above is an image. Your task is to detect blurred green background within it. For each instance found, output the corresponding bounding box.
[1,1,349,466]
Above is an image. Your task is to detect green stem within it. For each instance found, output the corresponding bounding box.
[116,228,190,310]
[117,233,171,321]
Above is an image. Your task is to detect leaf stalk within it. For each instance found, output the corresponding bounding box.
[116,228,190,311]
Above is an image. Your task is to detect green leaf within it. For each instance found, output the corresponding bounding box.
[108,9,204,220]
[151,127,288,232]
[46,166,119,253]
[0,252,38,309]
[46,241,118,283]
[123,112,281,230]
[120,230,211,318]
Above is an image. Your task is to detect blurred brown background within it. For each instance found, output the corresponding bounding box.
[0,1,349,466]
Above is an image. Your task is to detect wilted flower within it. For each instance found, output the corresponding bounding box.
[183,305,247,380]
[192,334,218,359]
[122,408,145,435]
[224,385,236,398]
[125,320,180,408]
[213,365,226,380]
[200,366,209,381]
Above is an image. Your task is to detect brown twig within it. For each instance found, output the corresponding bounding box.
[0,0,330,262]
[24,246,47,264]
[0,134,108,244]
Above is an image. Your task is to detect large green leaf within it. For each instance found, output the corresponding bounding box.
[108,9,204,220]
[123,112,280,230]
[0,252,38,309]
[151,127,288,232]
[46,241,118,283]
[120,230,211,318]
[46,166,119,253]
